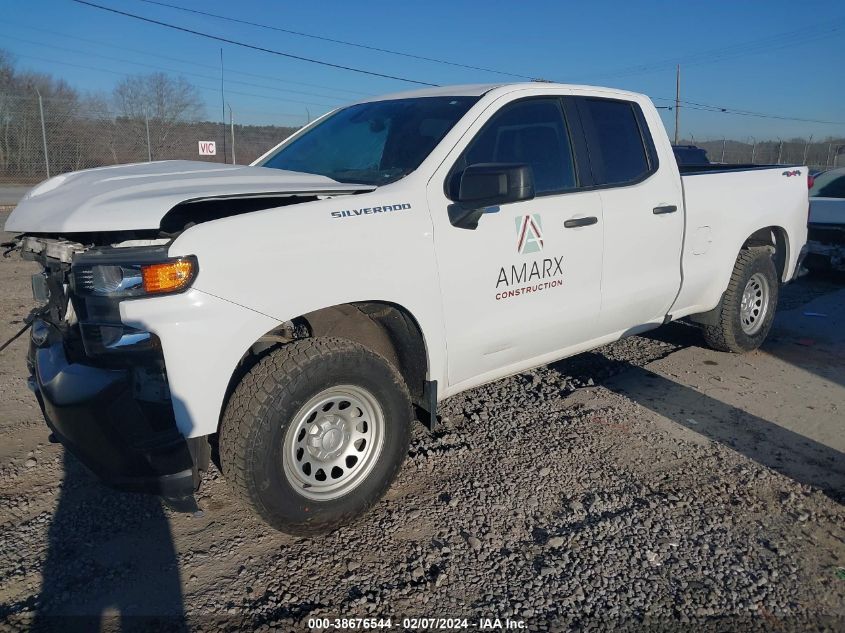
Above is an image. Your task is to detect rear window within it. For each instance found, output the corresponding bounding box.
[810,169,845,199]
[673,146,710,166]
[577,98,655,186]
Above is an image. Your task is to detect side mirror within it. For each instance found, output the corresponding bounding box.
[448,163,535,230]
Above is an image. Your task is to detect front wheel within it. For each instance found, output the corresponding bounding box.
[702,247,779,353]
[219,337,412,535]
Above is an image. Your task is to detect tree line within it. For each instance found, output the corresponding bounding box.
[0,50,298,182]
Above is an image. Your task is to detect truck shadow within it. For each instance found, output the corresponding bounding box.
[32,451,187,632]
[554,351,845,504]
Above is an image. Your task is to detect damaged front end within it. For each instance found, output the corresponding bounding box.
[3,160,375,507]
[13,234,206,510]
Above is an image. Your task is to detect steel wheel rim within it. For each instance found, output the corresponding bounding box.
[739,272,770,335]
[282,385,384,501]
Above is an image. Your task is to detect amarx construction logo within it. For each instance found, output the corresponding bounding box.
[515,214,544,254]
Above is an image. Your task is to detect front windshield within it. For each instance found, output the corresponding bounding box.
[260,96,479,185]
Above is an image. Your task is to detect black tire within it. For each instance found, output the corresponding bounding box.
[219,337,412,535]
[702,247,779,353]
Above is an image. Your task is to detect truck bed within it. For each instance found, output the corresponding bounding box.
[677,163,793,175]
[670,164,809,319]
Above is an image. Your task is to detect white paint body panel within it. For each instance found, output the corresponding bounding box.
[5,160,373,233]
[7,83,810,438]
[671,169,808,318]
[423,87,605,390]
[120,289,279,437]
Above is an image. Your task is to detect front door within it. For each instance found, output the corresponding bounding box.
[427,96,605,390]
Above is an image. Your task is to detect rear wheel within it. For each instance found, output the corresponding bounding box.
[702,247,779,353]
[219,337,412,535]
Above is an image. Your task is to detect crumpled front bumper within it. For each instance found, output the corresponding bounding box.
[28,321,200,506]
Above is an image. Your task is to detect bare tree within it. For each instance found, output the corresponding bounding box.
[113,73,204,159]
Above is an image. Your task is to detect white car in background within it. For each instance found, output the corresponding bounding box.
[806,167,845,272]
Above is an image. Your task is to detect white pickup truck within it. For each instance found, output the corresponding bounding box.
[5,83,809,534]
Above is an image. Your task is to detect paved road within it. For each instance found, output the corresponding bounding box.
[0,186,31,206]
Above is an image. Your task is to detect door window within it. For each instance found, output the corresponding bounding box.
[450,99,577,197]
[577,98,657,186]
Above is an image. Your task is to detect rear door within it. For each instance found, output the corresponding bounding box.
[426,96,605,389]
[573,96,685,334]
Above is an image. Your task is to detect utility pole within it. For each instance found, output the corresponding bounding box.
[802,135,813,166]
[34,86,50,178]
[673,65,681,145]
[229,104,236,165]
[720,138,726,163]
[749,137,757,164]
[828,142,834,168]
[777,139,784,164]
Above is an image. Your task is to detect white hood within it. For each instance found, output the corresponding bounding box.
[4,160,375,233]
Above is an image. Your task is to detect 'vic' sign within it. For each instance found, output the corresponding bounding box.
[198,141,217,156]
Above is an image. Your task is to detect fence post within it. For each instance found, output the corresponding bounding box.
[229,104,236,165]
[144,110,152,162]
[34,87,50,179]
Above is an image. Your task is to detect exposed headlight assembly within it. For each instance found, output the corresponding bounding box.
[72,256,198,298]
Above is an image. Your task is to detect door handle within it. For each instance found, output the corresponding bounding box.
[653,205,678,215]
[564,216,598,228]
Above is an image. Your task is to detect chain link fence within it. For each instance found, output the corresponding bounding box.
[0,93,298,183]
[678,137,845,171]
[2,91,844,183]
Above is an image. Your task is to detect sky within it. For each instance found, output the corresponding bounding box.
[2,0,844,140]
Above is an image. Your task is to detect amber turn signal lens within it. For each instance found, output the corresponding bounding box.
[141,260,195,294]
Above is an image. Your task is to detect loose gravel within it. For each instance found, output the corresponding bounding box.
[1,208,843,631]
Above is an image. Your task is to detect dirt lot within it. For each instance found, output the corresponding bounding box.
[1,206,843,632]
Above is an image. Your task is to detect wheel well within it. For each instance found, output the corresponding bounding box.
[301,302,429,407]
[222,302,430,427]
[743,226,788,281]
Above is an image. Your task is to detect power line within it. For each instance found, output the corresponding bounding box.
[1,32,352,105]
[7,19,375,97]
[28,2,845,129]
[134,0,845,89]
[591,17,845,80]
[135,0,533,80]
[682,99,845,125]
[11,52,335,116]
[653,96,845,126]
[69,0,439,86]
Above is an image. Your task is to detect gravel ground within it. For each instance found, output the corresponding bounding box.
[1,206,843,632]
